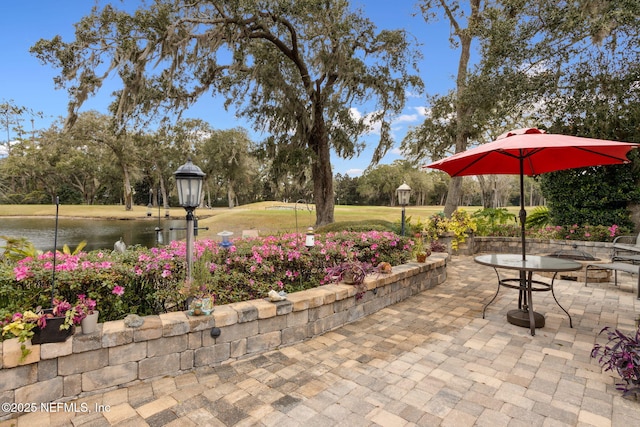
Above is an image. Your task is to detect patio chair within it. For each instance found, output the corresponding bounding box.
[585,262,640,299]
[612,232,640,263]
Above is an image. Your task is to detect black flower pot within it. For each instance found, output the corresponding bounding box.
[31,309,75,344]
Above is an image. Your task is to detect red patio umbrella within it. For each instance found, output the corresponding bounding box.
[427,128,639,259]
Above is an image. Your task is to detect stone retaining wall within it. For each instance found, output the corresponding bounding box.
[0,254,448,419]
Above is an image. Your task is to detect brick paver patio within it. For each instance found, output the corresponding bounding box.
[3,255,640,426]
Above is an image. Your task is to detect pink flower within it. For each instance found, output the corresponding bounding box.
[13,265,31,281]
[112,285,125,296]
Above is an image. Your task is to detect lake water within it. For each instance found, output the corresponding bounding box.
[0,217,187,252]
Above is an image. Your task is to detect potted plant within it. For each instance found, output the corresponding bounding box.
[31,297,81,344]
[324,257,374,300]
[75,294,99,334]
[591,325,640,398]
[0,295,87,361]
[412,233,431,262]
[187,294,215,316]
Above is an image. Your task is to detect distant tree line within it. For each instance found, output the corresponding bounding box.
[1,107,540,209]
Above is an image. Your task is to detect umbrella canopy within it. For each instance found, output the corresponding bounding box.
[427,128,639,259]
[427,128,637,177]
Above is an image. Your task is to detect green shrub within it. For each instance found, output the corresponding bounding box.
[316,219,396,233]
[473,208,517,236]
[540,161,640,230]
[420,210,476,250]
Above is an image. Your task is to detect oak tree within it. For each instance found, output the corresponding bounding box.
[31,0,421,226]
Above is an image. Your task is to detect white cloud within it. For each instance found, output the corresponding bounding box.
[345,168,364,177]
[348,107,362,121]
[392,114,418,124]
[0,140,18,157]
[414,106,429,117]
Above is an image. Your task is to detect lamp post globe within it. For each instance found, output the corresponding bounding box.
[396,182,411,236]
[174,158,205,284]
[174,158,206,211]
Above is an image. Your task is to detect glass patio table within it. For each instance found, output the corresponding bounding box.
[475,253,582,336]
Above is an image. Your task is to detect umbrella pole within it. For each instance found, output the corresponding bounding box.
[519,159,526,261]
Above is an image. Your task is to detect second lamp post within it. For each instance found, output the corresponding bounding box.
[396,182,411,236]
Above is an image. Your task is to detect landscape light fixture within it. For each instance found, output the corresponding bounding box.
[396,182,411,236]
[217,230,234,250]
[305,227,315,249]
[174,158,205,284]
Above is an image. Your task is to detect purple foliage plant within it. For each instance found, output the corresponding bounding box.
[591,325,640,398]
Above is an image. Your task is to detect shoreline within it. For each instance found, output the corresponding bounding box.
[0,215,212,220]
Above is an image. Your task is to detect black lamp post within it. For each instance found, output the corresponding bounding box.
[174,158,205,284]
[396,182,411,236]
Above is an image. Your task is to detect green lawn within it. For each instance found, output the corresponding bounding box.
[0,202,519,239]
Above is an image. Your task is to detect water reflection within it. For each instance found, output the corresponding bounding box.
[0,218,187,252]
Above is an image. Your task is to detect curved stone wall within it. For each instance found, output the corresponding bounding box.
[471,236,614,260]
[0,254,448,419]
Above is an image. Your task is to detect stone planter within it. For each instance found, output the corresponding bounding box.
[437,232,455,254]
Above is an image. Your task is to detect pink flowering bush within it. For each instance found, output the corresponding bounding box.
[0,231,411,328]
[526,224,627,242]
[184,231,410,305]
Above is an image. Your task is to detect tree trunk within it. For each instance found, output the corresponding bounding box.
[159,177,169,211]
[443,2,478,217]
[310,110,334,227]
[228,182,235,209]
[476,175,493,208]
[122,164,133,211]
[444,177,462,216]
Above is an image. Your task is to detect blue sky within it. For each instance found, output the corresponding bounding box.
[0,1,460,176]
